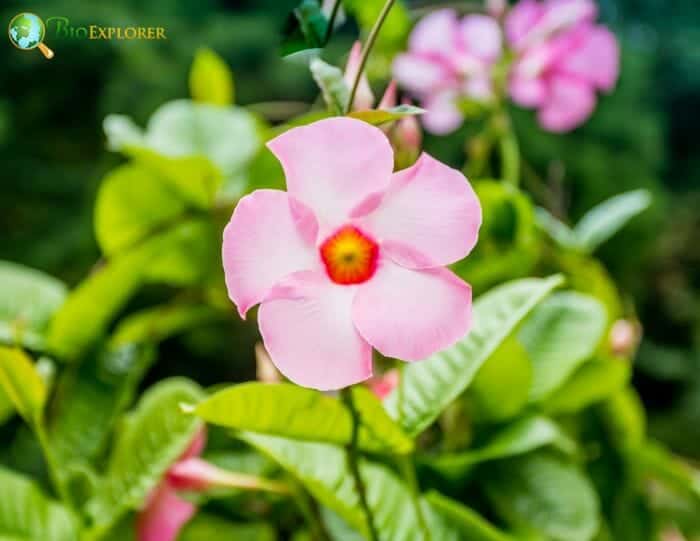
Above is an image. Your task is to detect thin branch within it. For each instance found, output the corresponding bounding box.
[324,0,343,44]
[345,0,396,114]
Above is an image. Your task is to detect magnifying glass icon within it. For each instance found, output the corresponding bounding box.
[8,12,54,59]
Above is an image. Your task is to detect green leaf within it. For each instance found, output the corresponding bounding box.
[426,491,515,541]
[519,292,607,402]
[239,433,461,540]
[0,467,79,541]
[484,453,600,541]
[428,416,576,481]
[573,189,652,253]
[633,441,700,501]
[0,386,12,425]
[46,247,151,361]
[189,48,235,106]
[0,261,66,351]
[180,514,275,541]
[543,357,630,414]
[536,207,578,249]
[600,387,646,450]
[348,105,425,125]
[384,275,564,437]
[294,0,328,47]
[49,344,155,470]
[469,336,532,422]
[87,378,205,526]
[309,58,349,115]
[196,382,412,454]
[110,303,220,346]
[0,347,47,424]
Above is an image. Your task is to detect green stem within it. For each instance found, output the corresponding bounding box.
[341,388,380,541]
[398,455,431,541]
[499,126,520,187]
[344,0,396,114]
[324,0,343,44]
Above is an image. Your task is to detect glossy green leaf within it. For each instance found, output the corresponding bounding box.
[543,357,630,414]
[239,433,461,540]
[87,378,205,526]
[519,292,607,402]
[189,47,235,106]
[196,382,412,454]
[310,58,349,115]
[0,467,79,541]
[536,207,578,249]
[348,105,425,125]
[49,343,155,470]
[484,453,600,541]
[574,189,651,252]
[0,346,47,424]
[384,275,564,437]
[426,491,515,541]
[469,336,532,422]
[0,261,66,351]
[429,416,576,480]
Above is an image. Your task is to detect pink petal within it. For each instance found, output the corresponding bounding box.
[344,41,375,110]
[137,484,196,541]
[352,261,472,361]
[463,75,494,101]
[509,74,548,106]
[538,74,596,132]
[360,153,481,268]
[168,457,219,492]
[409,9,459,58]
[506,0,544,48]
[258,271,373,390]
[222,190,318,318]
[421,90,463,134]
[179,426,207,460]
[378,80,398,110]
[458,15,502,62]
[266,118,394,231]
[557,25,619,91]
[541,0,597,32]
[393,53,454,96]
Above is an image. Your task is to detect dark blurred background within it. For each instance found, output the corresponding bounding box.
[1,0,698,455]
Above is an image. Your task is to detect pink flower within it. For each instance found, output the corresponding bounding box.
[137,427,207,541]
[506,0,620,132]
[392,9,502,134]
[366,369,400,400]
[222,117,481,391]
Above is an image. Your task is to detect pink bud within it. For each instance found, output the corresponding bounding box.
[344,41,375,110]
[609,319,640,357]
[366,369,399,400]
[378,80,398,110]
[167,457,221,492]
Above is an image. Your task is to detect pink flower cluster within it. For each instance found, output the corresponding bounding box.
[393,0,619,133]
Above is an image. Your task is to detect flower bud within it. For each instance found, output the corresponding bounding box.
[609,319,640,357]
[344,41,374,110]
[366,369,399,400]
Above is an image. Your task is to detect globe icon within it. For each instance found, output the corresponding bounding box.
[8,12,53,58]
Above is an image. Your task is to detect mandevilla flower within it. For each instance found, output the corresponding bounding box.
[222,117,481,390]
[506,0,620,132]
[393,9,502,134]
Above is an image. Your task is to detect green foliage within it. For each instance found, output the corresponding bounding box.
[309,57,349,115]
[87,378,205,528]
[426,492,515,541]
[385,275,563,437]
[519,292,608,402]
[0,347,47,425]
[189,48,235,106]
[0,261,66,351]
[180,514,276,541]
[484,453,600,541]
[348,105,426,124]
[196,382,412,454]
[537,189,652,254]
[0,467,79,541]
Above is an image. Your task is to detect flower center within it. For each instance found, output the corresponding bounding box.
[320,226,378,285]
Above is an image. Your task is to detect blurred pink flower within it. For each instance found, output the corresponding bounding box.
[137,427,207,541]
[506,0,620,132]
[222,117,481,390]
[393,9,502,134]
